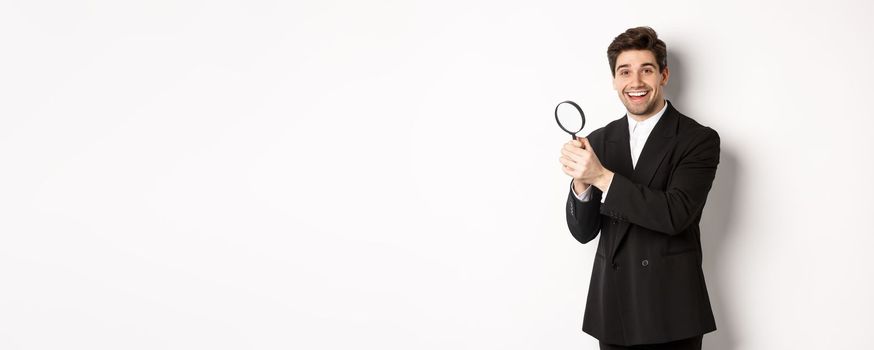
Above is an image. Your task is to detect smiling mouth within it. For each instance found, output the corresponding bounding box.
[625,90,649,101]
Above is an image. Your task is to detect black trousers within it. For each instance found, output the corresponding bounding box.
[599,335,703,350]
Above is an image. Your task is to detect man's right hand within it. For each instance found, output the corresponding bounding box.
[560,138,591,194]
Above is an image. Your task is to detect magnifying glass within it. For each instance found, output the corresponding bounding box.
[555,100,586,140]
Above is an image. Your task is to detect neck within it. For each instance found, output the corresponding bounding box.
[628,99,666,122]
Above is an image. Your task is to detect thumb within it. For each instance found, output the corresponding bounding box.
[569,136,582,148]
[581,137,594,152]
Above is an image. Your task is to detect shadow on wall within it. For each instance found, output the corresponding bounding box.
[701,151,740,350]
[666,49,741,350]
[663,49,685,106]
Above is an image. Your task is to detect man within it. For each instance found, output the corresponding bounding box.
[559,27,719,350]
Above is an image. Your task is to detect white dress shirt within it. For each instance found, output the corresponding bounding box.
[572,100,668,203]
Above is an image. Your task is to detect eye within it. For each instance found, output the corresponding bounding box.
[619,70,629,76]
[643,68,653,74]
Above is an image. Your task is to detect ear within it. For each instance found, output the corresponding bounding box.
[661,65,670,86]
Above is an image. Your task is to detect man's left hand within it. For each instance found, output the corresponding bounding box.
[560,137,614,191]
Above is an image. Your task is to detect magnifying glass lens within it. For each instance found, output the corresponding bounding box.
[556,103,584,133]
[555,100,585,140]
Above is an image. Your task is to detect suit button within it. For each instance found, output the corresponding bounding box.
[641,259,649,267]
[611,220,618,225]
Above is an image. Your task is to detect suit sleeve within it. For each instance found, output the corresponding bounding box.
[600,128,720,235]
[566,179,602,244]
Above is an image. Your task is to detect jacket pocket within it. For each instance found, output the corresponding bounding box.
[661,248,697,257]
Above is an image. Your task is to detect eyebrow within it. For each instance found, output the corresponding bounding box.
[616,62,658,71]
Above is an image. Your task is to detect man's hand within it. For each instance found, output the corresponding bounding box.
[560,137,614,192]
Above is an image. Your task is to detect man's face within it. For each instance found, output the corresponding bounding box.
[612,49,669,119]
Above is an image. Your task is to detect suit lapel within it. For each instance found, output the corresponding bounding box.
[604,117,633,178]
[630,101,680,186]
[608,101,681,261]
[602,117,632,262]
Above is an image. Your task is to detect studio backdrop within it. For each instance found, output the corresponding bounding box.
[1,0,872,349]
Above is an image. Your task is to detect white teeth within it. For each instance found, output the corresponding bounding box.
[627,91,648,97]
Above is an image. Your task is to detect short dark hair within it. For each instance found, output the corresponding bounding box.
[607,27,667,77]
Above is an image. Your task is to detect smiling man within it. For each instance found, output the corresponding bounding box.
[559,27,720,349]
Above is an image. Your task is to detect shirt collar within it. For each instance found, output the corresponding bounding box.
[627,99,668,134]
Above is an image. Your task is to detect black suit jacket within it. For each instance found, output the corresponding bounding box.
[566,100,719,346]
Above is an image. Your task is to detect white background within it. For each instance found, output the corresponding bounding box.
[1,0,872,349]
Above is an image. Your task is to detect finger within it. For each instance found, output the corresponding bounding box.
[563,144,586,156]
[562,147,585,162]
[562,147,594,162]
[562,155,590,178]
[562,165,579,177]
[560,157,584,174]
[581,138,594,152]
[571,140,582,148]
[574,137,587,150]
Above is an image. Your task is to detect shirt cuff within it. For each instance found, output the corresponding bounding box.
[571,181,593,202]
[599,176,614,204]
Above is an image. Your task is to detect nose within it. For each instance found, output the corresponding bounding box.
[630,71,645,87]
